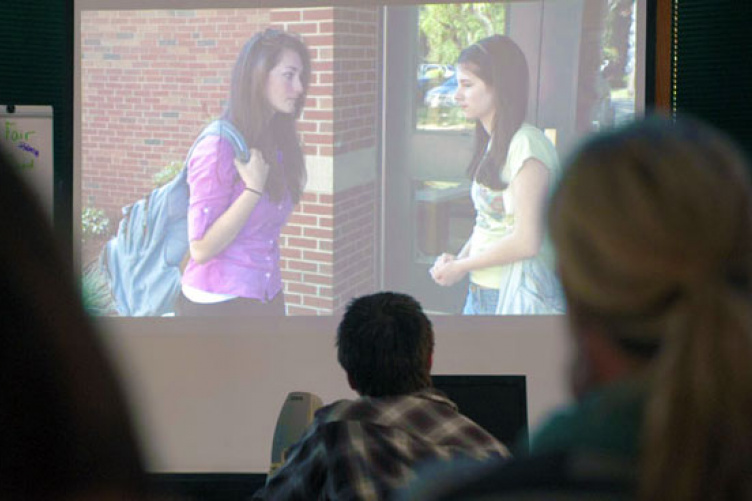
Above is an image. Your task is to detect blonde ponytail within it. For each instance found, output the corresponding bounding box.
[549,116,752,500]
[641,278,752,500]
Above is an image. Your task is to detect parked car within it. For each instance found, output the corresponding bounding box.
[418,63,454,79]
[423,74,458,108]
[417,64,454,102]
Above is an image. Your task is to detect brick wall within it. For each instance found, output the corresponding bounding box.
[81,7,380,316]
[81,9,270,218]
[332,7,379,155]
[275,7,380,315]
[330,7,380,313]
[280,192,335,315]
[331,181,378,313]
[275,8,336,159]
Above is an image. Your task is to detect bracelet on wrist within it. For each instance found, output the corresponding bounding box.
[244,186,263,196]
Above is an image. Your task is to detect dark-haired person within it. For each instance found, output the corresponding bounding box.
[178,28,311,316]
[430,35,563,315]
[253,292,509,500]
[411,117,752,500]
[0,145,149,499]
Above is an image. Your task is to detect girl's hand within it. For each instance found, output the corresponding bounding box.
[430,253,467,286]
[234,148,270,192]
[432,253,454,269]
[432,258,468,287]
[429,253,451,281]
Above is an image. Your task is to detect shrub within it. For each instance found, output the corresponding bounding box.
[81,206,110,241]
[153,160,183,188]
[81,262,116,316]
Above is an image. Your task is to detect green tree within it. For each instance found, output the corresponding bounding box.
[419,3,506,64]
[603,0,635,89]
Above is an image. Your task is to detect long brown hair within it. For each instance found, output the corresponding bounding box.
[458,34,529,190]
[549,116,752,500]
[223,28,311,203]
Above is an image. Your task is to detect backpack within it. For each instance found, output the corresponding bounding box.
[100,120,250,316]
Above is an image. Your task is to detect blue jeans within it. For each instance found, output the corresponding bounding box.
[462,283,500,315]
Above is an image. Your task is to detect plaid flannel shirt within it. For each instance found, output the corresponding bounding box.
[253,388,510,501]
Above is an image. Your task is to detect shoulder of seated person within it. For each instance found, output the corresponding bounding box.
[318,393,414,422]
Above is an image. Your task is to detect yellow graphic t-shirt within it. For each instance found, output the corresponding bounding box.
[469,123,559,289]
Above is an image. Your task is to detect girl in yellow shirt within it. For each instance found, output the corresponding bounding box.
[430,35,563,315]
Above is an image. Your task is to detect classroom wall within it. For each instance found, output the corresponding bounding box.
[3,0,751,475]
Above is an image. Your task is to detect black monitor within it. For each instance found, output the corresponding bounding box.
[431,375,528,454]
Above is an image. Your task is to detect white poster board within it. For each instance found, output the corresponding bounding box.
[0,105,54,217]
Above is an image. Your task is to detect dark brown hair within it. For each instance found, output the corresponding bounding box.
[337,292,434,397]
[458,35,529,190]
[223,28,311,203]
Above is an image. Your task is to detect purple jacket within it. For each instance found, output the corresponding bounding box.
[181,135,293,301]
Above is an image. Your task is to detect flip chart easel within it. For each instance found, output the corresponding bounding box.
[0,105,54,218]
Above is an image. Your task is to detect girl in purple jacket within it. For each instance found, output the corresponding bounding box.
[178,29,310,316]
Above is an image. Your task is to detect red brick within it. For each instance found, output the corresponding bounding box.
[281,225,302,236]
[304,250,333,263]
[287,237,318,249]
[296,121,317,132]
[301,203,332,216]
[302,9,335,21]
[303,296,334,309]
[287,306,318,316]
[306,85,332,97]
[306,34,335,46]
[288,282,318,295]
[288,260,317,272]
[304,133,333,145]
[270,11,301,22]
[286,22,319,34]
[305,273,333,286]
[288,213,318,226]
[312,61,334,72]
[285,293,302,305]
[303,110,333,121]
[282,270,302,282]
[280,248,302,259]
[304,227,333,239]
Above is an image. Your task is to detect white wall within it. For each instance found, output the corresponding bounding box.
[101,315,570,473]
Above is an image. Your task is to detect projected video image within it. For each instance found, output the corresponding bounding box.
[78,2,642,317]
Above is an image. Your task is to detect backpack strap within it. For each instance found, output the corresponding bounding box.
[184,119,251,167]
